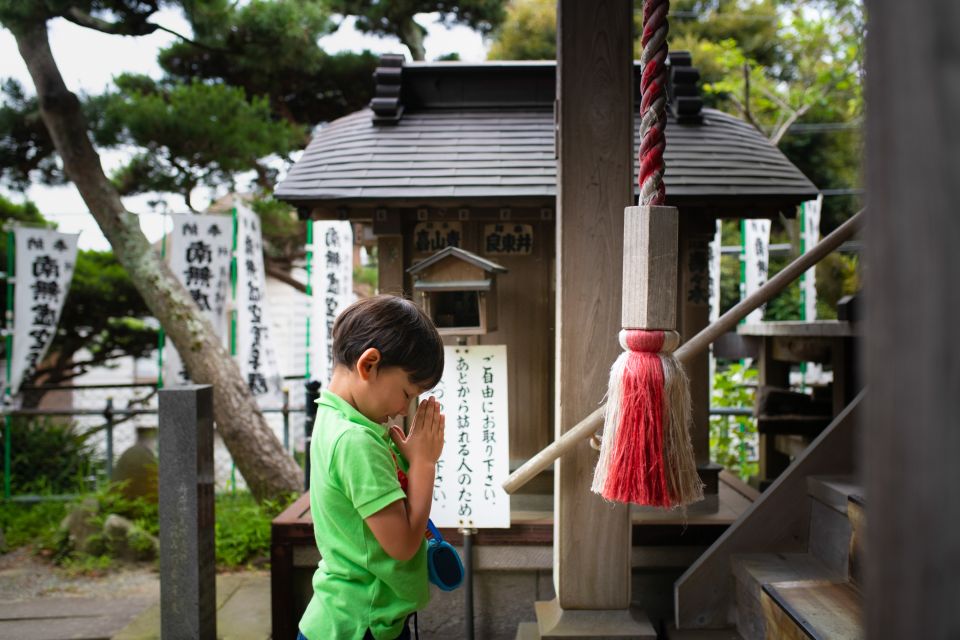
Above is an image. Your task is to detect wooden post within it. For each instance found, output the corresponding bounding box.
[525,1,655,637]
[864,1,960,637]
[678,218,722,511]
[374,210,405,295]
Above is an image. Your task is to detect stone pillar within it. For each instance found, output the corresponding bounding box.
[159,385,216,640]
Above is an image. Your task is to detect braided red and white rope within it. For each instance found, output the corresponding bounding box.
[638,0,670,206]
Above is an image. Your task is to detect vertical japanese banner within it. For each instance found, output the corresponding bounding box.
[163,213,233,386]
[709,219,722,324]
[235,203,284,407]
[423,345,510,529]
[708,219,723,396]
[308,221,353,386]
[9,229,79,395]
[801,196,822,323]
[742,219,771,324]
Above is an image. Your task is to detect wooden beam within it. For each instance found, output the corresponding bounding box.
[553,0,635,615]
[864,1,960,637]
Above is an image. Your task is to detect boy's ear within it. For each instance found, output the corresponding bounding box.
[356,347,382,382]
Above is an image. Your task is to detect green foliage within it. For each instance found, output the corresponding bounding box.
[159,0,378,126]
[353,264,377,289]
[487,0,555,60]
[214,491,296,568]
[1,485,295,573]
[251,196,304,263]
[102,75,304,208]
[0,500,66,551]
[326,0,506,61]
[0,80,64,190]
[6,416,101,495]
[710,363,758,481]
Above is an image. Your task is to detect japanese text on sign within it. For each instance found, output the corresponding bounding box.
[164,213,232,385]
[235,204,284,406]
[423,345,510,529]
[413,222,461,254]
[483,224,533,256]
[309,221,353,386]
[9,229,79,395]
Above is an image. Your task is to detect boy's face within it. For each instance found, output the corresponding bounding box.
[356,355,425,425]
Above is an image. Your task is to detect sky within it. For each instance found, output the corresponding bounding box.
[0,9,488,250]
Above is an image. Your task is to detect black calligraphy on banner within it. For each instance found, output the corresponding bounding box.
[11,230,78,394]
[242,215,269,396]
[324,226,341,383]
[166,214,232,385]
[483,223,534,256]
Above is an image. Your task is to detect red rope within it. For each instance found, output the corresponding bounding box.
[638,0,669,206]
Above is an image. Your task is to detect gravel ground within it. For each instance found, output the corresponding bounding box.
[0,547,159,602]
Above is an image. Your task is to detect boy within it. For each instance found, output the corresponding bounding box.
[298,295,446,640]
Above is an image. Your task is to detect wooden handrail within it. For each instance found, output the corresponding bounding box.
[502,209,864,495]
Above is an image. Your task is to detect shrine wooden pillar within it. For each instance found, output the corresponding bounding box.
[678,217,723,511]
[524,1,655,637]
[865,0,960,636]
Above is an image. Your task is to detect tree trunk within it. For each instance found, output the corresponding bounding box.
[13,21,302,502]
[398,17,426,61]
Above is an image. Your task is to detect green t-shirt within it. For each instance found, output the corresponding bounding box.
[299,390,429,640]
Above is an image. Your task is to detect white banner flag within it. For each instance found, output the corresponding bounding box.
[235,203,284,407]
[801,196,822,322]
[162,213,233,386]
[424,345,511,529]
[309,221,354,385]
[709,219,722,324]
[9,229,79,395]
[742,219,771,324]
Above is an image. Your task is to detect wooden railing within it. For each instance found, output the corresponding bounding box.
[502,209,864,495]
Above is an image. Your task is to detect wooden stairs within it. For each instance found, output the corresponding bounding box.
[670,391,866,640]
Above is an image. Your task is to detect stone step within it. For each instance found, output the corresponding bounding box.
[761,580,863,640]
[731,553,840,640]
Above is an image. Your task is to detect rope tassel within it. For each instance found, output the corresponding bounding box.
[592,330,703,507]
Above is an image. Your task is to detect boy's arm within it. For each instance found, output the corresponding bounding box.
[366,397,444,562]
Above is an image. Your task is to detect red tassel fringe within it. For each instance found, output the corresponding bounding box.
[602,331,671,506]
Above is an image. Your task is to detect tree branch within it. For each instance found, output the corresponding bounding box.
[770,103,812,146]
[265,263,307,294]
[64,7,228,52]
[726,92,766,137]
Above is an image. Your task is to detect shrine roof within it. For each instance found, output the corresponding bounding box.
[275,58,818,217]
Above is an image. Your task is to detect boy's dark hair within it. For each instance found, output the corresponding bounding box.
[332,295,445,388]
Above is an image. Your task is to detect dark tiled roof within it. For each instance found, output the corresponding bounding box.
[275,61,818,213]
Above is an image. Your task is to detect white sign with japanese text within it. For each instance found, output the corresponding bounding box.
[801,196,822,323]
[309,221,354,386]
[235,203,285,407]
[709,219,722,324]
[742,219,771,324]
[163,213,232,386]
[9,228,79,395]
[424,345,510,529]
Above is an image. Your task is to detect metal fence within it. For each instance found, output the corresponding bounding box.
[1,379,309,502]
